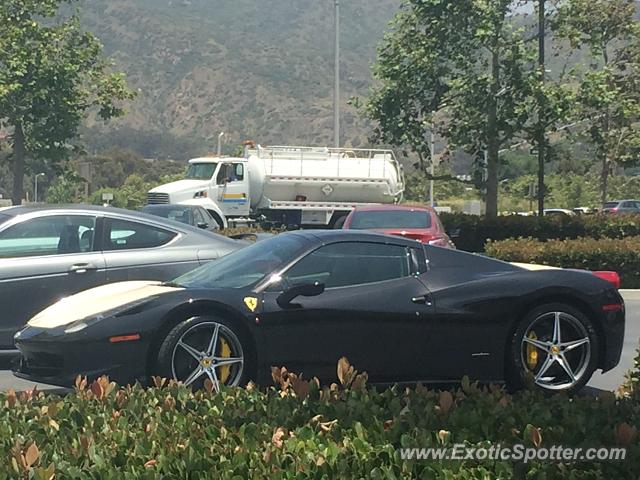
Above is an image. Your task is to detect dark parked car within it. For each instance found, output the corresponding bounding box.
[14,230,623,394]
[602,199,640,214]
[0,205,242,356]
[142,204,219,232]
[342,205,454,248]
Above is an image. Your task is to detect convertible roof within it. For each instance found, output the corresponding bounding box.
[287,229,422,247]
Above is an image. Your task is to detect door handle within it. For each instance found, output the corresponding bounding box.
[411,295,432,306]
[69,263,97,274]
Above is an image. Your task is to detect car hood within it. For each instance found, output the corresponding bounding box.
[28,281,183,329]
[149,179,209,194]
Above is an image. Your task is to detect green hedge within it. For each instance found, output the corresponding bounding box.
[486,236,640,288]
[1,359,638,479]
[441,213,640,252]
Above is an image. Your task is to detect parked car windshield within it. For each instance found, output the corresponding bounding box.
[186,163,217,180]
[350,210,432,229]
[603,202,619,209]
[173,233,309,289]
[142,205,191,224]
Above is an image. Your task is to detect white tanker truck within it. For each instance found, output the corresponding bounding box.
[147,145,405,229]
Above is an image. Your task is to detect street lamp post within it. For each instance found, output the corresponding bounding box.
[217,132,225,156]
[333,0,340,148]
[34,173,45,203]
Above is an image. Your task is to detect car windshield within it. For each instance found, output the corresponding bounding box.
[603,202,619,208]
[186,163,217,180]
[350,210,432,229]
[173,233,309,289]
[0,213,11,226]
[144,206,191,223]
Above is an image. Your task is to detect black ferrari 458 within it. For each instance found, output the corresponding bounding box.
[14,230,624,394]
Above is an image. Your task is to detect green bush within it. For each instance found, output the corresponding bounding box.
[441,213,640,252]
[0,360,638,479]
[486,236,640,288]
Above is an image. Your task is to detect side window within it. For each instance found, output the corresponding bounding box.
[216,164,230,185]
[104,218,177,251]
[217,163,244,184]
[194,209,206,226]
[282,242,410,289]
[233,163,244,181]
[0,215,97,258]
[410,247,428,275]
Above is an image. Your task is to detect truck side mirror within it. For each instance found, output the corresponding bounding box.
[277,282,325,308]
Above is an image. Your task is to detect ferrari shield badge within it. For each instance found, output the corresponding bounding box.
[244,296,259,312]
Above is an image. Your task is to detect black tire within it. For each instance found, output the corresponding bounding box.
[331,215,347,229]
[207,211,225,230]
[156,315,253,389]
[507,303,599,394]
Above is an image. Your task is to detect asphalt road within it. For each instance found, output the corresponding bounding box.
[0,291,638,394]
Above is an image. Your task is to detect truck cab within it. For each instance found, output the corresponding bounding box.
[147,158,250,228]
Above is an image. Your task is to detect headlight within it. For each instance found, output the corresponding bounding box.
[63,297,156,335]
[193,190,208,199]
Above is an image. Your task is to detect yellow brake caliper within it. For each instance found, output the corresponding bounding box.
[218,337,232,384]
[526,331,539,370]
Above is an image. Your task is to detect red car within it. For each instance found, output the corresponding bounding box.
[342,205,455,248]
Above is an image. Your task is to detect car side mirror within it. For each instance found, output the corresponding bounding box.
[197,222,209,229]
[277,282,325,308]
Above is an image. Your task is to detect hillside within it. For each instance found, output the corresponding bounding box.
[77,0,402,158]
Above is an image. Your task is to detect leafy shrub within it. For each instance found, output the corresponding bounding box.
[486,236,640,288]
[619,344,640,399]
[0,359,638,479]
[441,213,640,252]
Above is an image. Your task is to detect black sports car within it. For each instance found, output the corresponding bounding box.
[13,230,625,393]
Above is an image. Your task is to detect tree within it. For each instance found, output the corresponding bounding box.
[552,0,640,204]
[45,170,85,204]
[364,0,537,217]
[91,174,151,210]
[0,0,133,205]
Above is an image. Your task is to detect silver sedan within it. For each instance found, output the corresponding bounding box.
[0,205,243,357]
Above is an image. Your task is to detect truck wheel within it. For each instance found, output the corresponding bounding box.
[329,213,348,229]
[208,211,225,230]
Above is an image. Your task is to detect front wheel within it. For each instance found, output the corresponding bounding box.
[156,316,250,390]
[509,303,599,394]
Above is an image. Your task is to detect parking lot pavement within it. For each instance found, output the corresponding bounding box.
[587,290,640,392]
[0,291,638,394]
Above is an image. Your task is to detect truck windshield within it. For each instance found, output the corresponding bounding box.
[186,163,217,180]
[172,233,309,289]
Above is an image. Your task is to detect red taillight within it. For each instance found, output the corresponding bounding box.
[602,304,623,312]
[593,271,621,289]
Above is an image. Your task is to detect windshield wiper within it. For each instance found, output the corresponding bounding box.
[161,281,184,288]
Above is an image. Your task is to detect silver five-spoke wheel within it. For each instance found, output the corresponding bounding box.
[170,321,244,391]
[520,311,591,391]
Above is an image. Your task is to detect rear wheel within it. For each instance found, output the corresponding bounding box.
[509,303,599,393]
[156,316,250,390]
